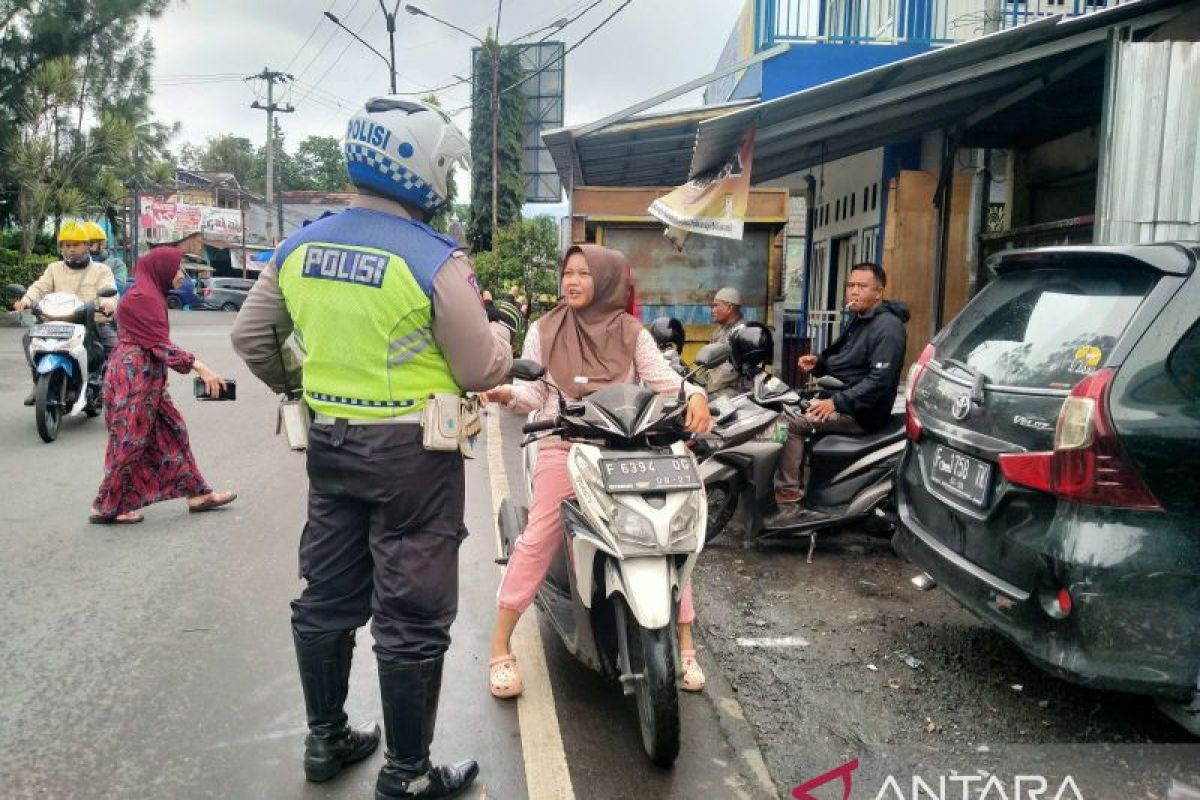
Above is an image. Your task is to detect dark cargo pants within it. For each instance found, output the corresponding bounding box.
[291,421,467,664]
[773,411,864,502]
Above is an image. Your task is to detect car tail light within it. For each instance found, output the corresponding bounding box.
[905,344,935,441]
[999,369,1161,511]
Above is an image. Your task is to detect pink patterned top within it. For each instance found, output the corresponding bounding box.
[507,322,704,420]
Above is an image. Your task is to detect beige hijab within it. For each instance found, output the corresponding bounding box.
[538,244,643,399]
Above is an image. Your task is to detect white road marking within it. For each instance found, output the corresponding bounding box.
[735,635,811,648]
[485,408,576,800]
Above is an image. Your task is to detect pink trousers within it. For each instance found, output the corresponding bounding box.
[498,440,696,624]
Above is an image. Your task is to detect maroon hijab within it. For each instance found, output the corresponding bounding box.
[117,247,182,348]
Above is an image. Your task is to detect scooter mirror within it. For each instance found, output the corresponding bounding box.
[816,375,847,391]
[4,283,26,298]
[693,342,731,369]
[510,359,545,382]
[96,286,118,299]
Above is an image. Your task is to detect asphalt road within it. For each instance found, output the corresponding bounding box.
[0,312,773,800]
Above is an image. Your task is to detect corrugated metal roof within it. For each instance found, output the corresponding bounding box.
[1097,40,1200,243]
[542,100,755,188]
[690,0,1191,182]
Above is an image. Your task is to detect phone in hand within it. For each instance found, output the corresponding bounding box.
[194,376,237,401]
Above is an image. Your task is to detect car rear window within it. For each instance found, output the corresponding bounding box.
[1168,321,1200,400]
[936,267,1156,390]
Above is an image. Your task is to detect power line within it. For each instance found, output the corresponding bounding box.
[445,0,634,115]
[284,0,340,73]
[501,0,632,96]
[292,0,365,87]
[295,4,380,108]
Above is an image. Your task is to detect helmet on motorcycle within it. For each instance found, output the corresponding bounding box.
[57,220,91,244]
[728,322,774,369]
[343,97,469,218]
[57,221,92,269]
[82,220,107,243]
[648,317,685,354]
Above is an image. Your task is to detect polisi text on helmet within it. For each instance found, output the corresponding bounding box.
[348,119,391,150]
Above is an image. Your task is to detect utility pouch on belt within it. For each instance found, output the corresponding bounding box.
[277,397,310,450]
[271,325,309,451]
[421,393,483,457]
[422,393,463,452]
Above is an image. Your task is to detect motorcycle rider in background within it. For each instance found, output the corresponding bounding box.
[14,220,118,406]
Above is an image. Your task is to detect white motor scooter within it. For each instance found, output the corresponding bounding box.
[495,346,728,766]
[7,283,116,443]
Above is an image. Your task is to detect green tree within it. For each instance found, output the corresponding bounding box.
[8,58,131,264]
[0,0,170,227]
[198,134,257,187]
[294,135,347,191]
[467,37,525,252]
[472,216,559,304]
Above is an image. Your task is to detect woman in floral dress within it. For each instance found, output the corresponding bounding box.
[90,247,236,524]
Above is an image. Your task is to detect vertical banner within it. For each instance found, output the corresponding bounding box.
[649,127,755,247]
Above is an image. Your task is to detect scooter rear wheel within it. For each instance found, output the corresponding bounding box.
[34,372,64,443]
[618,597,680,767]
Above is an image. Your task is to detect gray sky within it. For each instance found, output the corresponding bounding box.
[147,0,742,205]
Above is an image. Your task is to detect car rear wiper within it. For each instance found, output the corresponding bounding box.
[941,357,989,407]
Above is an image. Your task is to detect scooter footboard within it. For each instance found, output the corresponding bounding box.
[605,557,677,630]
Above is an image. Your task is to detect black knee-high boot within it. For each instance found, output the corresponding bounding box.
[294,629,381,782]
[375,656,478,800]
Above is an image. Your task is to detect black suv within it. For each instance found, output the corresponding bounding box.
[894,243,1200,733]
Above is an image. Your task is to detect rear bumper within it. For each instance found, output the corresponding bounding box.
[895,485,1200,701]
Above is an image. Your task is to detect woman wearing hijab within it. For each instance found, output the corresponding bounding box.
[89,247,236,524]
[481,245,712,698]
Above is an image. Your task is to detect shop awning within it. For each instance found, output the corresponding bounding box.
[543,100,755,188]
[689,0,1191,182]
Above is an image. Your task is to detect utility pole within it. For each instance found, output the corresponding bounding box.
[490,42,500,252]
[247,68,294,245]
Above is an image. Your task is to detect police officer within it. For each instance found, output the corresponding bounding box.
[231,97,512,799]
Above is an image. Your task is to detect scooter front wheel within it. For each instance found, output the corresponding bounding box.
[618,597,680,767]
[34,371,64,443]
[705,481,739,542]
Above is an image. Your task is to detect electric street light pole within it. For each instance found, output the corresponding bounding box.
[405,4,504,251]
[404,5,568,252]
[324,2,400,94]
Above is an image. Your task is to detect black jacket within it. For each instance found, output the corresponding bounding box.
[815,301,910,431]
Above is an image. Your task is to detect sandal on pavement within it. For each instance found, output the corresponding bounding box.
[89,511,144,525]
[188,491,237,513]
[681,649,706,693]
[489,654,523,699]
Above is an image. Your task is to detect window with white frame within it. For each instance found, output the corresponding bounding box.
[861,226,880,263]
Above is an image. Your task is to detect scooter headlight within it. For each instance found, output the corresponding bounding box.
[669,493,701,551]
[610,503,657,549]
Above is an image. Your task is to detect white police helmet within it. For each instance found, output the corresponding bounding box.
[344,97,469,215]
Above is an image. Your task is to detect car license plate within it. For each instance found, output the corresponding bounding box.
[599,456,701,493]
[31,324,74,339]
[929,444,992,507]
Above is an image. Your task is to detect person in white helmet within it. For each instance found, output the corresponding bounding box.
[232,97,512,799]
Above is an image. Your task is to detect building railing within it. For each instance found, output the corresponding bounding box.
[758,0,1136,47]
[996,0,1130,32]
[806,309,842,355]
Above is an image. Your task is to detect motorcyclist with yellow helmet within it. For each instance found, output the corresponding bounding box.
[83,220,128,294]
[15,220,119,405]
